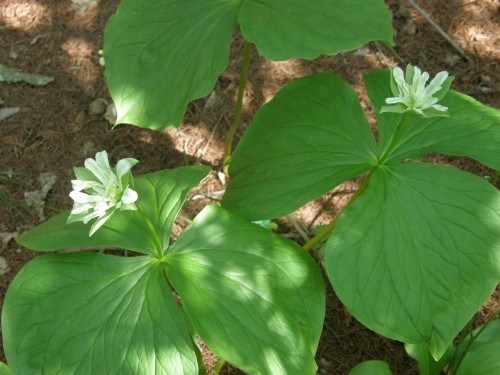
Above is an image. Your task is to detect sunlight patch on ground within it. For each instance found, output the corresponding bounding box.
[60,37,101,86]
[1,0,51,31]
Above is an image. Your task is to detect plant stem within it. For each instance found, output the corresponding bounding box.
[222,39,251,172]
[303,173,372,251]
[303,113,412,251]
[378,113,413,165]
[213,358,225,374]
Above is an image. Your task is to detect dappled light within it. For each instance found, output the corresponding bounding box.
[1,0,499,374]
[1,0,51,31]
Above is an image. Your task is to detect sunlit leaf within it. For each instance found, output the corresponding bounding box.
[326,163,500,359]
[166,205,325,375]
[365,70,500,170]
[2,253,197,374]
[104,0,392,129]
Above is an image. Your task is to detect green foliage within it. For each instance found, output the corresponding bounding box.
[6,0,500,371]
[326,164,500,359]
[3,253,198,375]
[167,205,324,374]
[344,318,500,375]
[365,71,500,169]
[0,362,11,375]
[4,167,325,374]
[221,73,377,220]
[450,319,500,375]
[18,167,211,256]
[405,342,452,375]
[222,71,500,360]
[104,0,392,129]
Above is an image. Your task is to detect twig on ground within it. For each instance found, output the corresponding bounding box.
[287,214,311,243]
[406,0,471,62]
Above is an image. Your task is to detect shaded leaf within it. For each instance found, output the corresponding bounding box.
[104,0,239,129]
[326,163,500,359]
[222,73,377,220]
[2,253,197,375]
[166,205,325,375]
[104,0,392,130]
[452,319,500,375]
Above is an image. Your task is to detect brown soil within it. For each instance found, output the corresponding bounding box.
[1,0,499,374]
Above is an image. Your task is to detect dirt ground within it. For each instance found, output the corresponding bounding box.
[1,0,499,374]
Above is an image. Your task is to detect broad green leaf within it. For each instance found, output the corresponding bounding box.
[325,163,500,360]
[17,166,209,255]
[133,166,210,251]
[166,205,325,375]
[104,0,392,130]
[240,0,392,60]
[365,70,500,170]
[222,73,377,220]
[452,319,500,375]
[2,253,198,375]
[348,360,393,375]
[17,210,158,255]
[104,0,239,129]
[405,342,452,375]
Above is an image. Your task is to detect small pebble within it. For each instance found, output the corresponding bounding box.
[88,98,108,115]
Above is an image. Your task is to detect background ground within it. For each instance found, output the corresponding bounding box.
[0,0,499,374]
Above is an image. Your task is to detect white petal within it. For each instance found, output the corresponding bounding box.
[426,71,448,95]
[88,210,114,236]
[69,191,93,204]
[95,150,111,170]
[85,157,114,186]
[71,179,101,192]
[116,158,139,178]
[432,104,448,112]
[121,187,138,204]
[70,191,107,204]
[385,97,405,105]
[392,67,406,88]
[70,202,93,215]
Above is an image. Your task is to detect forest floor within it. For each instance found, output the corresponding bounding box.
[1,0,499,374]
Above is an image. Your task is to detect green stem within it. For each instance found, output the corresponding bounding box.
[136,206,163,258]
[213,358,225,374]
[303,173,372,251]
[378,113,413,165]
[222,39,251,172]
[303,113,413,251]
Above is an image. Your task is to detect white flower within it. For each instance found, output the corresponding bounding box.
[67,150,138,236]
[381,64,453,117]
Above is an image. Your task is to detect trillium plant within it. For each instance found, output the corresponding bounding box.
[2,1,500,375]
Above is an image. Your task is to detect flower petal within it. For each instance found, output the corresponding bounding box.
[116,158,139,179]
[121,187,138,204]
[89,209,114,236]
[426,71,449,96]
